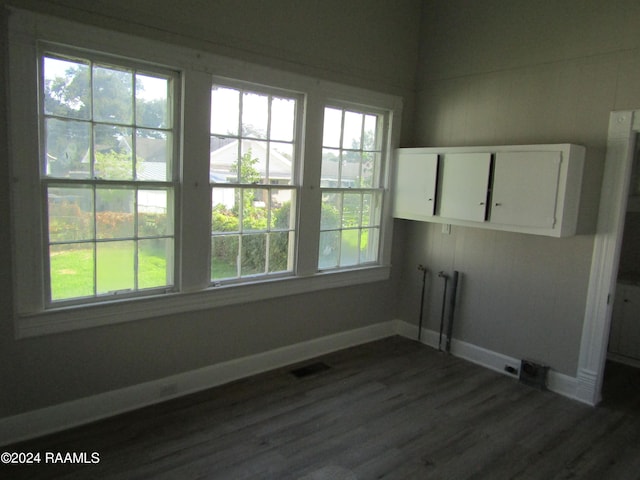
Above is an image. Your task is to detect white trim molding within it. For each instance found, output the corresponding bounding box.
[575,368,601,405]
[0,321,395,447]
[0,319,586,447]
[577,110,639,406]
[408,321,581,403]
[17,266,391,338]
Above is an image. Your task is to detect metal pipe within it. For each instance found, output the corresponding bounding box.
[437,271,448,351]
[417,265,428,342]
[445,271,460,354]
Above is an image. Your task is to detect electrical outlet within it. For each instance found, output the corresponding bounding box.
[504,365,518,376]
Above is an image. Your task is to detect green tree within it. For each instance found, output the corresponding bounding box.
[44,59,166,177]
[231,149,262,184]
[230,148,265,228]
[95,151,136,180]
[212,149,276,275]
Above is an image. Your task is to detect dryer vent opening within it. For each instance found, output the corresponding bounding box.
[519,360,549,390]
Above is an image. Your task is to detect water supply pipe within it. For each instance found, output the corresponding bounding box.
[445,271,460,354]
[417,265,428,342]
[437,271,448,351]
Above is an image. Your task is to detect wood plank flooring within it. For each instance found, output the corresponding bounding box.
[3,336,640,479]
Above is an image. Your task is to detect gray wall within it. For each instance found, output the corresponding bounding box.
[0,0,421,418]
[6,0,640,422]
[396,0,640,376]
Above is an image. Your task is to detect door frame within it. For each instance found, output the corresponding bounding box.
[576,110,638,405]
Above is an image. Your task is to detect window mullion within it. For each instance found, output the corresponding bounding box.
[180,70,213,292]
[237,92,243,183]
[266,96,272,183]
[92,185,98,296]
[238,188,244,279]
[296,94,324,276]
[133,186,139,291]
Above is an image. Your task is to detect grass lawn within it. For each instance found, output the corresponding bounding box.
[50,229,369,300]
[52,245,270,299]
[50,245,169,301]
[211,258,239,281]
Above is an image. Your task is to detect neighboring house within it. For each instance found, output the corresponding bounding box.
[49,135,366,213]
[209,138,292,184]
[209,138,293,208]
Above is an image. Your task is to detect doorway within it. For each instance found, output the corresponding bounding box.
[608,138,640,368]
[576,110,639,406]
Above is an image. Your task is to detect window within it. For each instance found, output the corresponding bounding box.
[319,106,384,269]
[209,85,299,282]
[41,50,178,305]
[8,10,400,336]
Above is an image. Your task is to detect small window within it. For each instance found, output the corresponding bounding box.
[41,51,178,304]
[319,106,385,269]
[209,85,298,282]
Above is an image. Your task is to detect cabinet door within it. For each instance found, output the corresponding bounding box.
[439,153,491,222]
[393,151,438,220]
[491,151,561,228]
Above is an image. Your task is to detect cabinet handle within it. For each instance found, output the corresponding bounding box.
[495,202,502,206]
[479,202,485,205]
[427,198,433,202]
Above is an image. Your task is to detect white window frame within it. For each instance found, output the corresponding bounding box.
[318,103,390,271]
[39,46,181,307]
[7,9,402,338]
[208,79,304,284]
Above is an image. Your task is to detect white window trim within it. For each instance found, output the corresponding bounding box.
[208,78,304,283]
[7,8,402,339]
[39,46,182,307]
[318,102,391,270]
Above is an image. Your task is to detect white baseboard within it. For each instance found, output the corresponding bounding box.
[548,370,581,402]
[574,367,601,406]
[0,321,395,447]
[398,320,581,404]
[0,319,586,447]
[607,352,640,369]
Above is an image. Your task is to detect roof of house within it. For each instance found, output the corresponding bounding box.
[209,138,293,183]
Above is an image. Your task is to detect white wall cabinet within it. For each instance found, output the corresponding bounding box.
[490,151,561,228]
[392,144,585,237]
[439,153,492,222]
[393,150,438,221]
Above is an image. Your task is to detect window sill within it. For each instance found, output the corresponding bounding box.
[15,265,392,338]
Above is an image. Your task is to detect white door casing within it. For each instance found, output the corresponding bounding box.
[577,110,638,405]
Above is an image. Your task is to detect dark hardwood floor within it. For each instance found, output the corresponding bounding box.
[3,336,640,479]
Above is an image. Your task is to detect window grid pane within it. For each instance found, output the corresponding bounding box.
[42,51,177,304]
[210,83,298,283]
[210,185,296,281]
[319,105,384,270]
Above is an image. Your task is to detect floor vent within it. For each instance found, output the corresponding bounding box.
[290,362,331,378]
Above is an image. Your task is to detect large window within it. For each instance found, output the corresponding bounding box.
[319,106,384,269]
[41,50,177,305]
[8,10,400,336]
[209,85,298,282]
